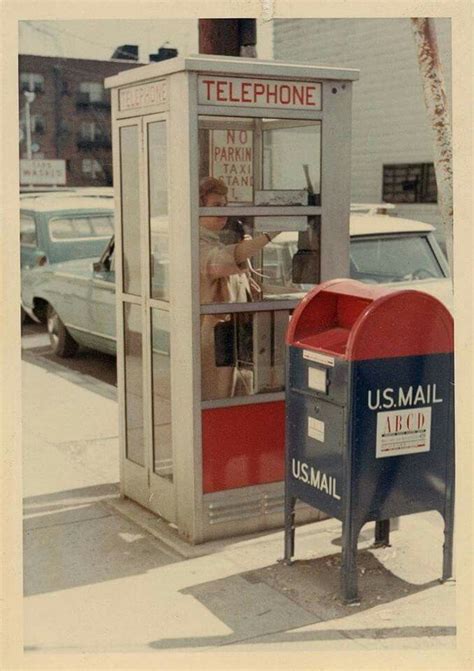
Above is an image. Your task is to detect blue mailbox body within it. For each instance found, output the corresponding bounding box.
[284,279,454,603]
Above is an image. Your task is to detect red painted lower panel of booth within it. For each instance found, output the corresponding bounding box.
[202,401,285,494]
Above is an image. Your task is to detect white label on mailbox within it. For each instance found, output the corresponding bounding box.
[376,407,432,458]
[308,367,327,392]
[303,350,335,367]
[308,417,325,443]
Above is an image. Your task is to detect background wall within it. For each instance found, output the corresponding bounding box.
[272,18,452,234]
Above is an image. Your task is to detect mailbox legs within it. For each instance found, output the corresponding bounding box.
[373,519,390,547]
[341,518,360,604]
[283,492,296,564]
[441,485,455,582]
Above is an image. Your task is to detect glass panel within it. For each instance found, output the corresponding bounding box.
[263,121,321,201]
[120,125,141,295]
[20,215,36,245]
[147,120,169,300]
[199,215,319,305]
[350,235,444,283]
[90,216,114,236]
[151,309,173,480]
[124,303,144,466]
[73,218,93,237]
[198,117,321,305]
[198,117,321,205]
[48,218,75,240]
[199,116,255,204]
[200,309,290,401]
[49,217,112,241]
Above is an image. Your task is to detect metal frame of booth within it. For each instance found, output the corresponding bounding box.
[106,56,359,543]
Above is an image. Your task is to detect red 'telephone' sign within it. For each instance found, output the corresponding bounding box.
[198,76,322,110]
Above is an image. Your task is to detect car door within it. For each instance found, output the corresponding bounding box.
[48,259,95,348]
[90,240,116,354]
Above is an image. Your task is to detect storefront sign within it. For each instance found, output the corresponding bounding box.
[199,76,322,110]
[210,129,253,202]
[20,159,66,185]
[119,80,168,111]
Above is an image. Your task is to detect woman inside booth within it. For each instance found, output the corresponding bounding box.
[199,177,277,400]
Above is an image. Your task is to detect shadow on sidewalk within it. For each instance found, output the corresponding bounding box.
[149,550,453,649]
[22,347,117,400]
[23,484,181,597]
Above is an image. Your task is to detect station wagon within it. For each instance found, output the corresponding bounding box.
[20,195,114,270]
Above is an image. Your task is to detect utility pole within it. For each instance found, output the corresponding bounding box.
[23,90,35,160]
[411,18,453,273]
[199,19,257,57]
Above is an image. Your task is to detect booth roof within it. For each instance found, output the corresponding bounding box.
[105,54,360,89]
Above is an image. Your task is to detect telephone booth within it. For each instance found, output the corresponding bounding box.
[106,55,359,542]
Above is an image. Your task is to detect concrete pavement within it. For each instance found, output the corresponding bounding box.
[22,352,457,658]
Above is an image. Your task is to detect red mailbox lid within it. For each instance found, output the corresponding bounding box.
[286,279,453,361]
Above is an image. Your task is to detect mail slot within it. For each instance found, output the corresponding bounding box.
[283,278,454,603]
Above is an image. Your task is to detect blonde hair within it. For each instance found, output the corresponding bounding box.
[199,177,228,205]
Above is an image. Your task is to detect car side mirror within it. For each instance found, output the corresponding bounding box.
[93,261,103,272]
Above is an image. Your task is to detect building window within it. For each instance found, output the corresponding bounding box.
[82,158,104,179]
[59,120,70,136]
[79,81,105,103]
[20,73,45,93]
[80,121,99,141]
[78,122,110,148]
[382,163,438,204]
[31,114,45,134]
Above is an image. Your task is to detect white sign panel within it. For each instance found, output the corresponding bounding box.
[376,407,432,458]
[303,350,335,367]
[308,367,327,393]
[308,417,325,443]
[210,129,253,203]
[119,80,167,111]
[199,76,322,110]
[20,159,66,185]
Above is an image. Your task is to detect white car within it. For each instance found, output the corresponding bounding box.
[267,213,452,311]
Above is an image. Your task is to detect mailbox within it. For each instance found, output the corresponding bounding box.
[284,279,454,603]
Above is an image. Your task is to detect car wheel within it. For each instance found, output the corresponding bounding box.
[46,304,78,358]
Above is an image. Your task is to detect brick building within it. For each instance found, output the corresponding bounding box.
[272,18,452,231]
[19,54,141,186]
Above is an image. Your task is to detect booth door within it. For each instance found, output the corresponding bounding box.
[117,115,175,523]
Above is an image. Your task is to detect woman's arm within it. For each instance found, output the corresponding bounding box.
[234,233,275,264]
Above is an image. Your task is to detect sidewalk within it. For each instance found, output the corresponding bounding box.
[22,354,456,656]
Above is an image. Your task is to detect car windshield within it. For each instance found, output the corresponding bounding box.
[350,234,445,283]
[264,231,445,292]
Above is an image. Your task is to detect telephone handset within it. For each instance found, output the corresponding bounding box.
[222,217,247,243]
